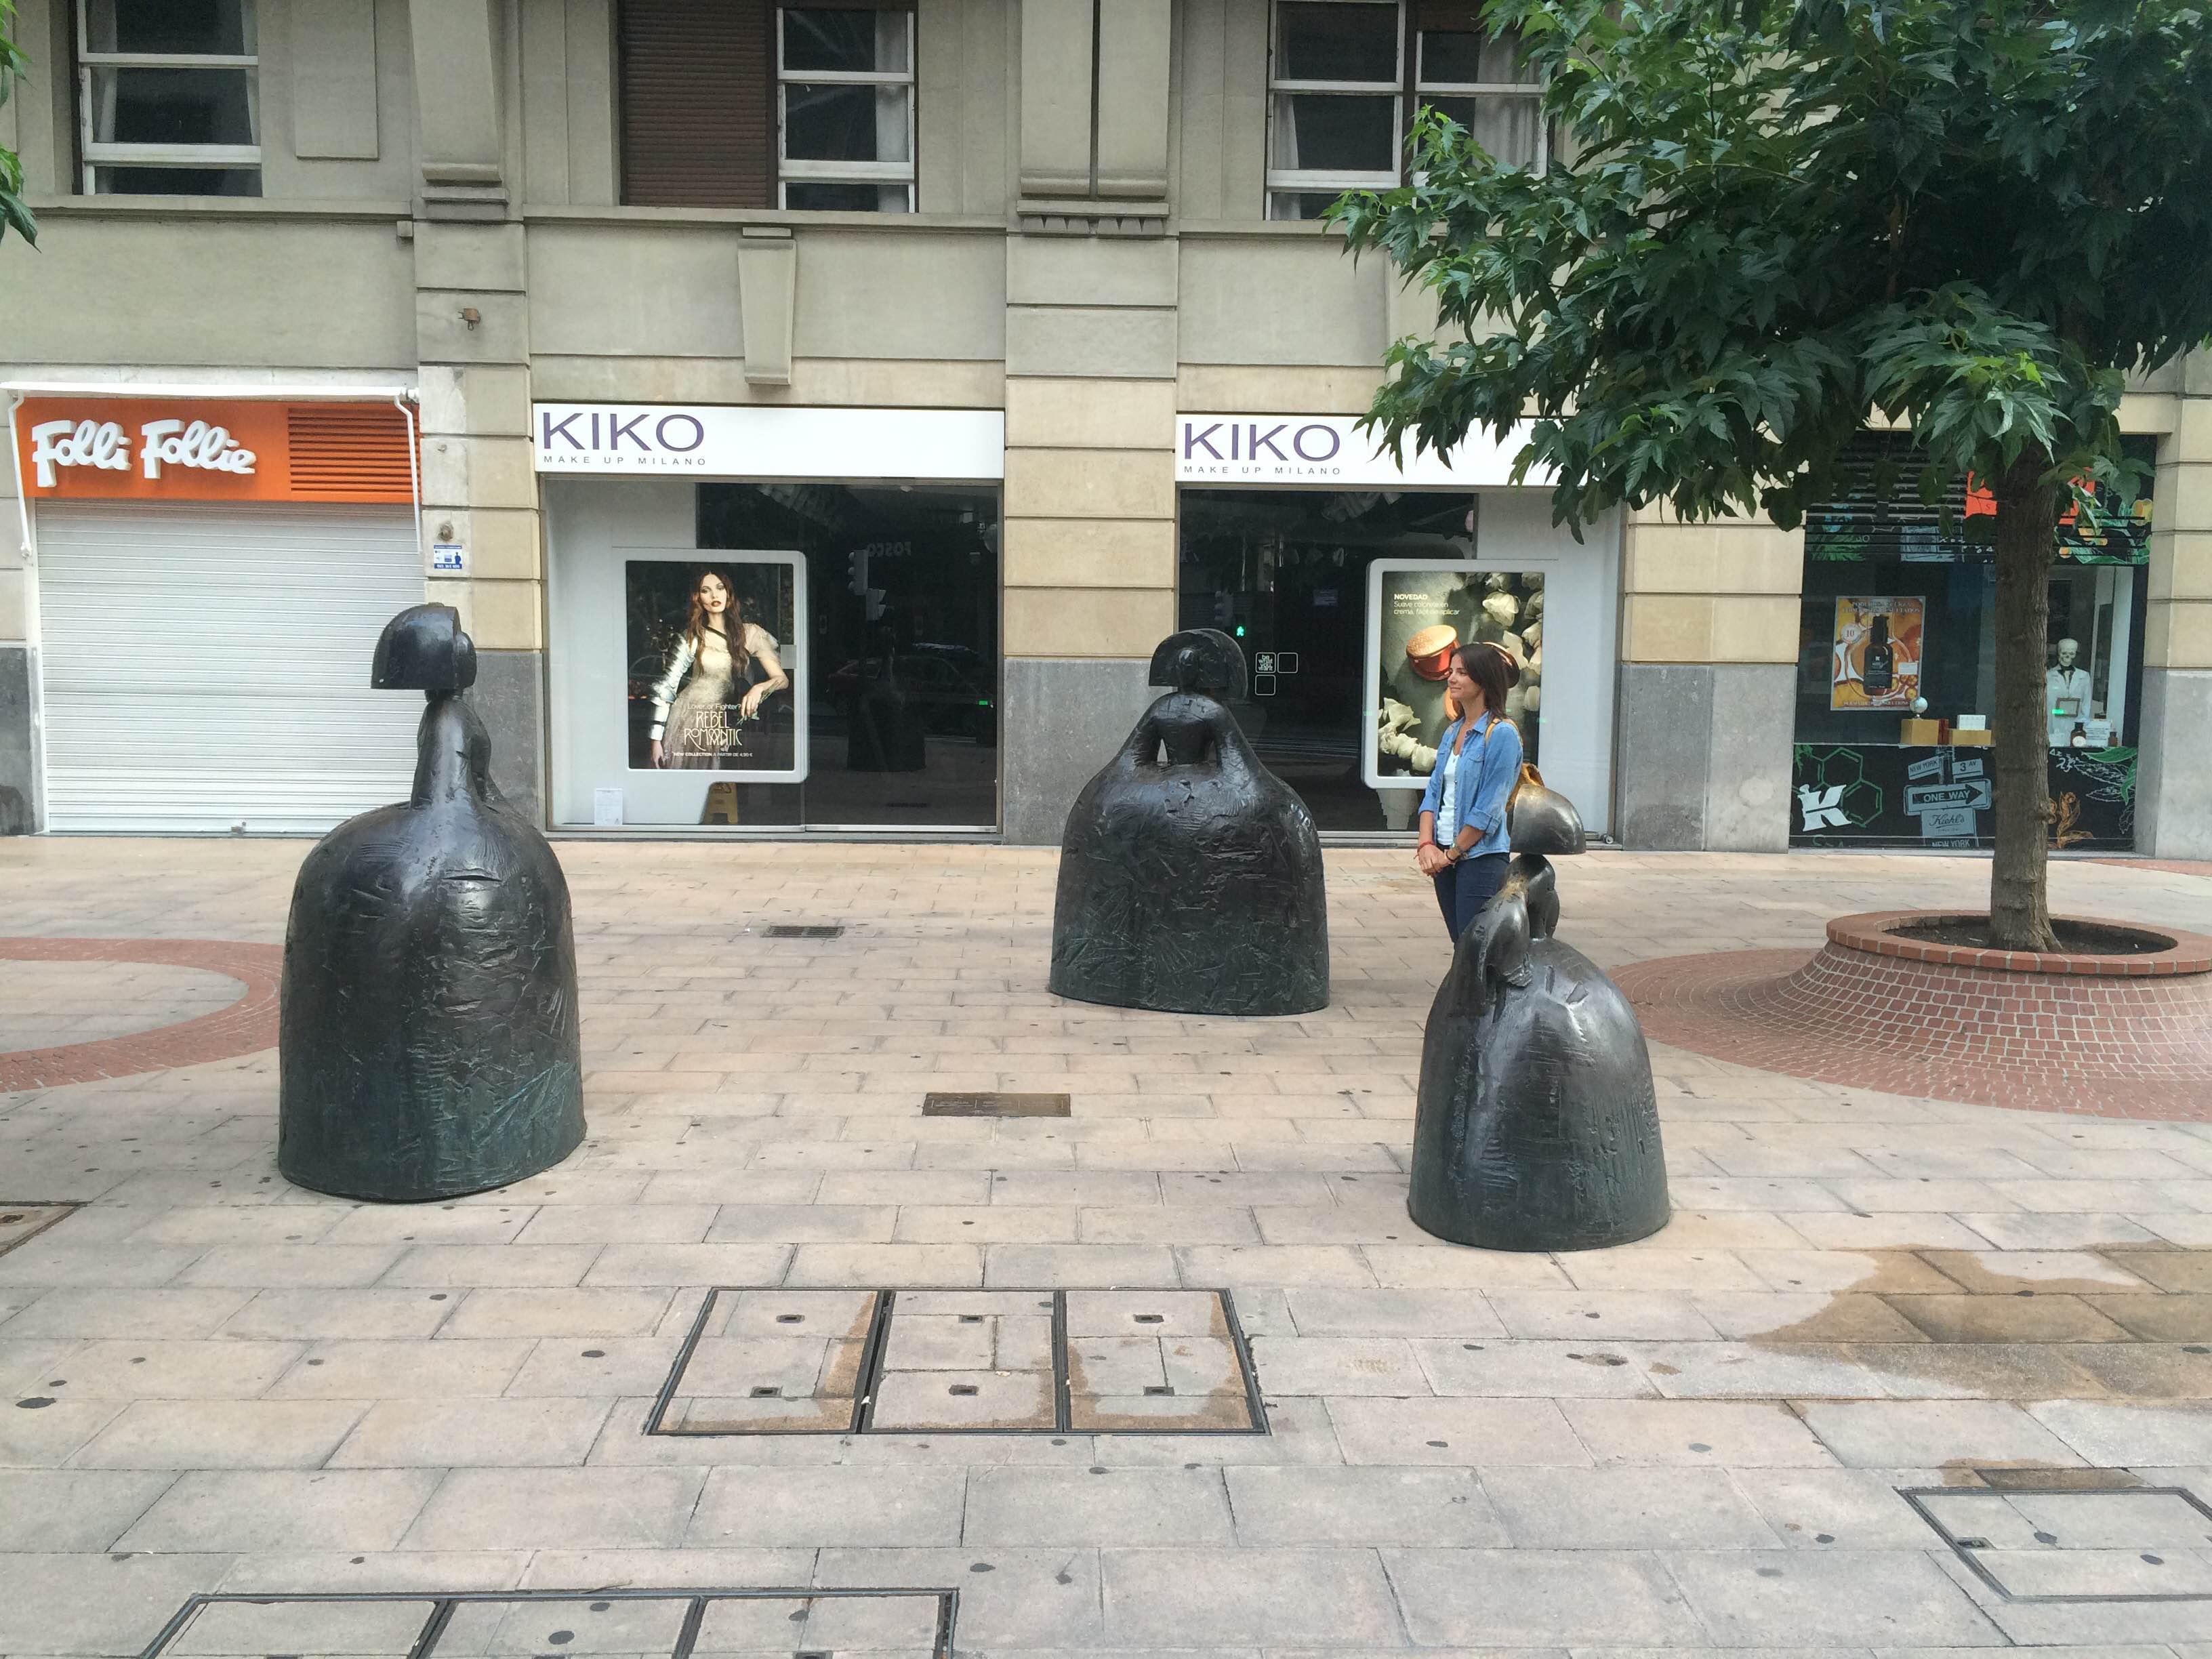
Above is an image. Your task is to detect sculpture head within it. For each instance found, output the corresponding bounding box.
[2055,637,2079,670]
[1148,628,1247,701]
[372,604,477,692]
[1509,775,1586,856]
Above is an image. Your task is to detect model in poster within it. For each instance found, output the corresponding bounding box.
[647,569,790,769]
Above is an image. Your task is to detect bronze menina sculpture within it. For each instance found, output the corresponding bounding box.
[1050,628,1329,1016]
[279,604,586,1202]
[1407,777,1669,1250]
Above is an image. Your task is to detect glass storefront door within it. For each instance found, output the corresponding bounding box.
[548,476,1000,830]
[1176,487,1616,834]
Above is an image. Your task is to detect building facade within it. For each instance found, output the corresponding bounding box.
[4,0,2208,855]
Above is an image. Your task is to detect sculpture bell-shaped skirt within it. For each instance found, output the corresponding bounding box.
[1050,689,1329,1017]
[1408,928,1669,1251]
[279,696,586,1203]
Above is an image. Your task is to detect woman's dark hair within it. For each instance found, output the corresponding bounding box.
[1454,640,1520,720]
[683,567,751,676]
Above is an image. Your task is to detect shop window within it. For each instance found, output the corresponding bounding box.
[778,6,916,212]
[619,1,915,211]
[1179,489,1549,832]
[1265,0,1544,220]
[78,0,262,198]
[692,483,998,828]
[1790,433,2154,852]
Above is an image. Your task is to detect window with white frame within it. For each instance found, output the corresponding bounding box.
[1265,0,1544,221]
[78,0,260,197]
[777,6,916,212]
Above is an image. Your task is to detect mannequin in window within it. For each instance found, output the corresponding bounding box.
[2047,637,2093,745]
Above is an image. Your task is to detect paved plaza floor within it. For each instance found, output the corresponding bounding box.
[3,837,2212,1659]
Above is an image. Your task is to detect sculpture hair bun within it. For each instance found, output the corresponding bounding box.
[1509,775,1586,855]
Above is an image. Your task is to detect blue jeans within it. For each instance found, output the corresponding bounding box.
[1433,852,1510,945]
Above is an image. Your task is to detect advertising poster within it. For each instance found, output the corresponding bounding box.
[1364,560,1543,790]
[625,556,806,779]
[1830,595,1925,711]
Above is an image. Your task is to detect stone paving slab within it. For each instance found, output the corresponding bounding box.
[3,842,2212,1655]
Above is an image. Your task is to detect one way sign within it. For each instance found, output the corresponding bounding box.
[1904,779,1993,815]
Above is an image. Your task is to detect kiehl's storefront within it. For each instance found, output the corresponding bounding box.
[9,390,424,834]
[1790,432,2155,853]
[536,402,1006,834]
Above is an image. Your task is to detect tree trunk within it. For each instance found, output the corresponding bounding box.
[1987,455,2062,953]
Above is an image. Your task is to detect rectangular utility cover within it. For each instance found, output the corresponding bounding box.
[652,1286,1265,1435]
[0,1204,77,1258]
[1906,1486,2212,1601]
[920,1092,1071,1118]
[142,1590,954,1659]
[661,1289,877,1433]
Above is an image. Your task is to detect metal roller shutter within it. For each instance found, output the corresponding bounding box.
[35,500,424,834]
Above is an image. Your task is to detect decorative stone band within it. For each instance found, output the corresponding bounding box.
[0,938,280,1092]
[1824,909,2212,979]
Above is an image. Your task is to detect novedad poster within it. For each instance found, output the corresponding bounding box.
[1830,595,1925,712]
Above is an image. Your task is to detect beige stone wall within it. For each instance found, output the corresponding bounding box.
[1000,237,1179,659]
[1620,509,1805,668]
[2150,389,2212,672]
[413,224,541,654]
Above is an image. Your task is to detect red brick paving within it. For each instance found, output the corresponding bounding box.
[0,938,281,1091]
[1618,936,2212,1121]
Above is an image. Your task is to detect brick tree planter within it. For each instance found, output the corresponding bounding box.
[1612,911,2212,1121]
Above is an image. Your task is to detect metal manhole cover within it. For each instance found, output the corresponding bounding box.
[922,1091,1071,1118]
[1904,1485,2212,1601]
[764,924,842,939]
[649,1286,1267,1436]
[138,1587,956,1659]
[0,1203,78,1258]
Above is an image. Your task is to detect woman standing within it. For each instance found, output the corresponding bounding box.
[1414,642,1523,943]
[648,569,790,769]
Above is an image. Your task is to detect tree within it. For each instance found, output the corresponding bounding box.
[1,0,37,246]
[1332,0,2212,950]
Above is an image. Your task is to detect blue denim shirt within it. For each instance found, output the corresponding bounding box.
[1419,712,1521,858]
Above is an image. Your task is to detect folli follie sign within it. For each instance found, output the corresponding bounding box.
[13,397,415,505]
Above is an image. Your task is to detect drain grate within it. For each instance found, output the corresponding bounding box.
[764,924,842,939]
[1904,1484,2212,1602]
[136,1586,956,1659]
[0,1202,78,1259]
[649,1286,1267,1437]
[922,1091,1071,1118]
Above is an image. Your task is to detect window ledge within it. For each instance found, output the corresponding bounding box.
[1178,220,1351,238]
[523,205,1006,232]
[26,194,411,221]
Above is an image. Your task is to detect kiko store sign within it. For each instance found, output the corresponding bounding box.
[533,404,1006,482]
[1175,415,1550,489]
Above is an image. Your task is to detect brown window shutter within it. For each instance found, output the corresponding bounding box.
[620,0,774,208]
[1413,1,1483,30]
